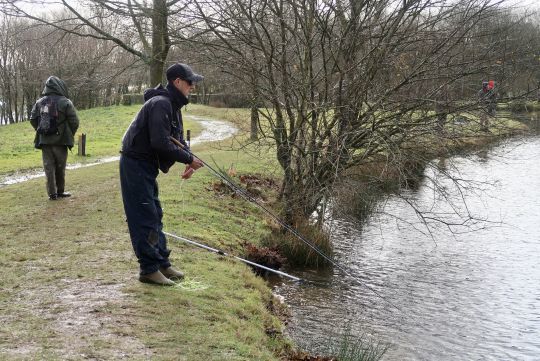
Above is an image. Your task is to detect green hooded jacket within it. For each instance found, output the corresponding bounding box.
[30,76,80,149]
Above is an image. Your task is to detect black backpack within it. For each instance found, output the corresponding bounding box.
[36,96,59,135]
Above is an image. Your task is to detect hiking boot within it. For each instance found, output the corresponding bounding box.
[160,266,185,281]
[49,194,58,200]
[139,271,175,286]
[57,192,71,198]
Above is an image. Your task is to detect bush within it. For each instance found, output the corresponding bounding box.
[121,93,144,106]
[207,93,252,108]
[508,101,528,113]
[262,218,333,268]
[326,327,388,361]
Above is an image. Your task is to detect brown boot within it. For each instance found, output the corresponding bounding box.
[160,266,185,281]
[139,271,175,286]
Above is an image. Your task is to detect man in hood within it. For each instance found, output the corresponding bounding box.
[478,80,498,131]
[30,76,80,200]
[120,63,204,286]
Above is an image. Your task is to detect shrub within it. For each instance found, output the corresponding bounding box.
[262,218,333,268]
[121,94,144,106]
[508,101,527,113]
[326,328,388,361]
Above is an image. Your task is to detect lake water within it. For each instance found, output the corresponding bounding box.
[274,124,540,360]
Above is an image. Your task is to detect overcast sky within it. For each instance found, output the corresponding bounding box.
[10,0,540,18]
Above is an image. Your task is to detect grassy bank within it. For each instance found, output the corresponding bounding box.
[497,100,540,112]
[0,105,207,175]
[0,103,530,359]
[0,105,289,360]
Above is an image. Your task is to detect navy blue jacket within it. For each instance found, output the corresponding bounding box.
[121,83,192,173]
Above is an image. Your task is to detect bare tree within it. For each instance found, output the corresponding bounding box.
[191,0,532,225]
[0,0,193,86]
[0,14,18,123]
[0,8,165,127]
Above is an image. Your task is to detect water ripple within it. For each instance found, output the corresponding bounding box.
[275,135,540,360]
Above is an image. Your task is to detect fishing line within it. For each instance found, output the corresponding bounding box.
[169,136,402,312]
[176,178,186,219]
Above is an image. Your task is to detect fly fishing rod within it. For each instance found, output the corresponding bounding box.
[171,136,334,265]
[163,230,302,282]
[170,136,401,311]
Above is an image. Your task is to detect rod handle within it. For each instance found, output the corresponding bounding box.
[169,136,185,149]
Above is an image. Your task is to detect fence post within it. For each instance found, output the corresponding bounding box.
[78,133,86,156]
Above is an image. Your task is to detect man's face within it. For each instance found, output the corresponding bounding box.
[174,78,195,97]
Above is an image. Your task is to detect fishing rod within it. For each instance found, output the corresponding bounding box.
[169,136,401,311]
[171,136,334,265]
[163,230,303,282]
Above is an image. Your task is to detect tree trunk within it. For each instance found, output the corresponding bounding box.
[250,107,259,141]
[149,0,170,86]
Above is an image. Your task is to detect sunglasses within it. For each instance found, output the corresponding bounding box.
[177,78,193,86]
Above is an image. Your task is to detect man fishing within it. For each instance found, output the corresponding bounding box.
[119,63,204,286]
[478,80,498,131]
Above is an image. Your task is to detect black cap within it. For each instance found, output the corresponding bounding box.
[166,63,204,83]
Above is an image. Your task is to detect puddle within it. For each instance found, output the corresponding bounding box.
[189,117,238,144]
[0,117,237,188]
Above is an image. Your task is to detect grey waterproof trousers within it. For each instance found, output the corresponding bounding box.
[41,144,68,197]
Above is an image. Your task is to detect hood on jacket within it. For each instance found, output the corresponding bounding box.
[42,76,69,97]
[143,84,169,102]
[143,83,189,109]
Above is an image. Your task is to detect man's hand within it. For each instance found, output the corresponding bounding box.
[181,165,195,179]
[190,157,204,170]
[181,158,203,179]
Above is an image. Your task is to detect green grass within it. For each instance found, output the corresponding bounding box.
[184,104,250,126]
[0,102,529,359]
[0,104,290,360]
[325,328,388,361]
[0,104,203,175]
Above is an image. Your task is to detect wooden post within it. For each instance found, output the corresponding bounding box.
[78,133,86,156]
[186,129,191,147]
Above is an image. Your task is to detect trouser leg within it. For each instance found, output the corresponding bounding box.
[154,181,171,269]
[41,145,57,196]
[119,155,171,275]
[53,145,68,193]
[480,111,488,131]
